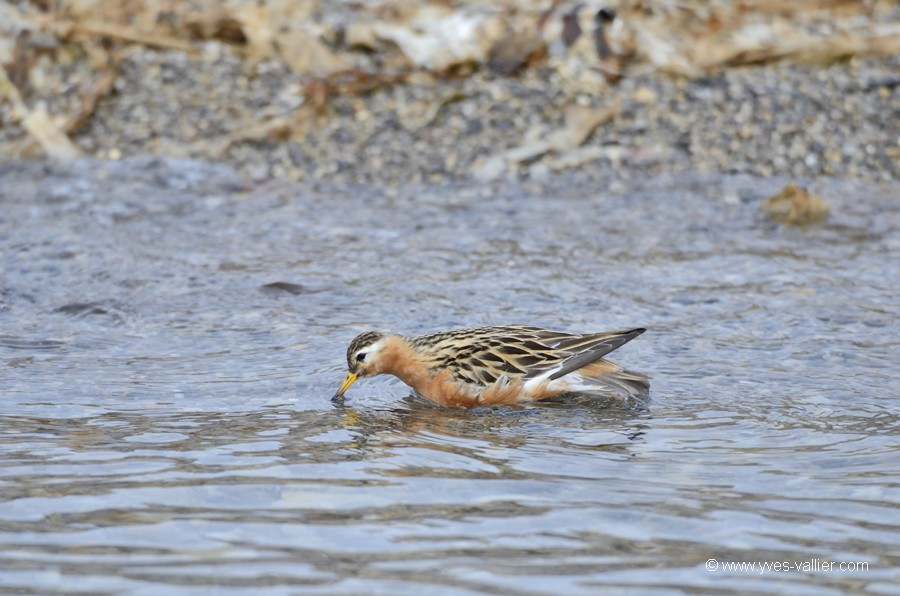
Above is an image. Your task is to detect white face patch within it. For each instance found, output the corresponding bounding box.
[355,337,388,367]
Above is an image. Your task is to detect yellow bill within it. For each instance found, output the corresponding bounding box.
[333,372,358,399]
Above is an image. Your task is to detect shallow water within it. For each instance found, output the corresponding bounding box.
[1,158,898,594]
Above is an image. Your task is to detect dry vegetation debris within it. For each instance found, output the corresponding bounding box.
[1,0,898,173]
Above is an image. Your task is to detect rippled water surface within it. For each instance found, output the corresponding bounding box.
[1,158,898,594]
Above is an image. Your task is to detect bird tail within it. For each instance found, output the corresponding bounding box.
[566,359,650,400]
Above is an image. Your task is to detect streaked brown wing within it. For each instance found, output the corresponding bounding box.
[412,326,562,386]
[411,325,644,387]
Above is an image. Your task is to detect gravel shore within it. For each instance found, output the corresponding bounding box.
[67,51,900,185]
[2,3,898,186]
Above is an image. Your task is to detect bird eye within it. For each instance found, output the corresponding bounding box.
[356,352,366,362]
